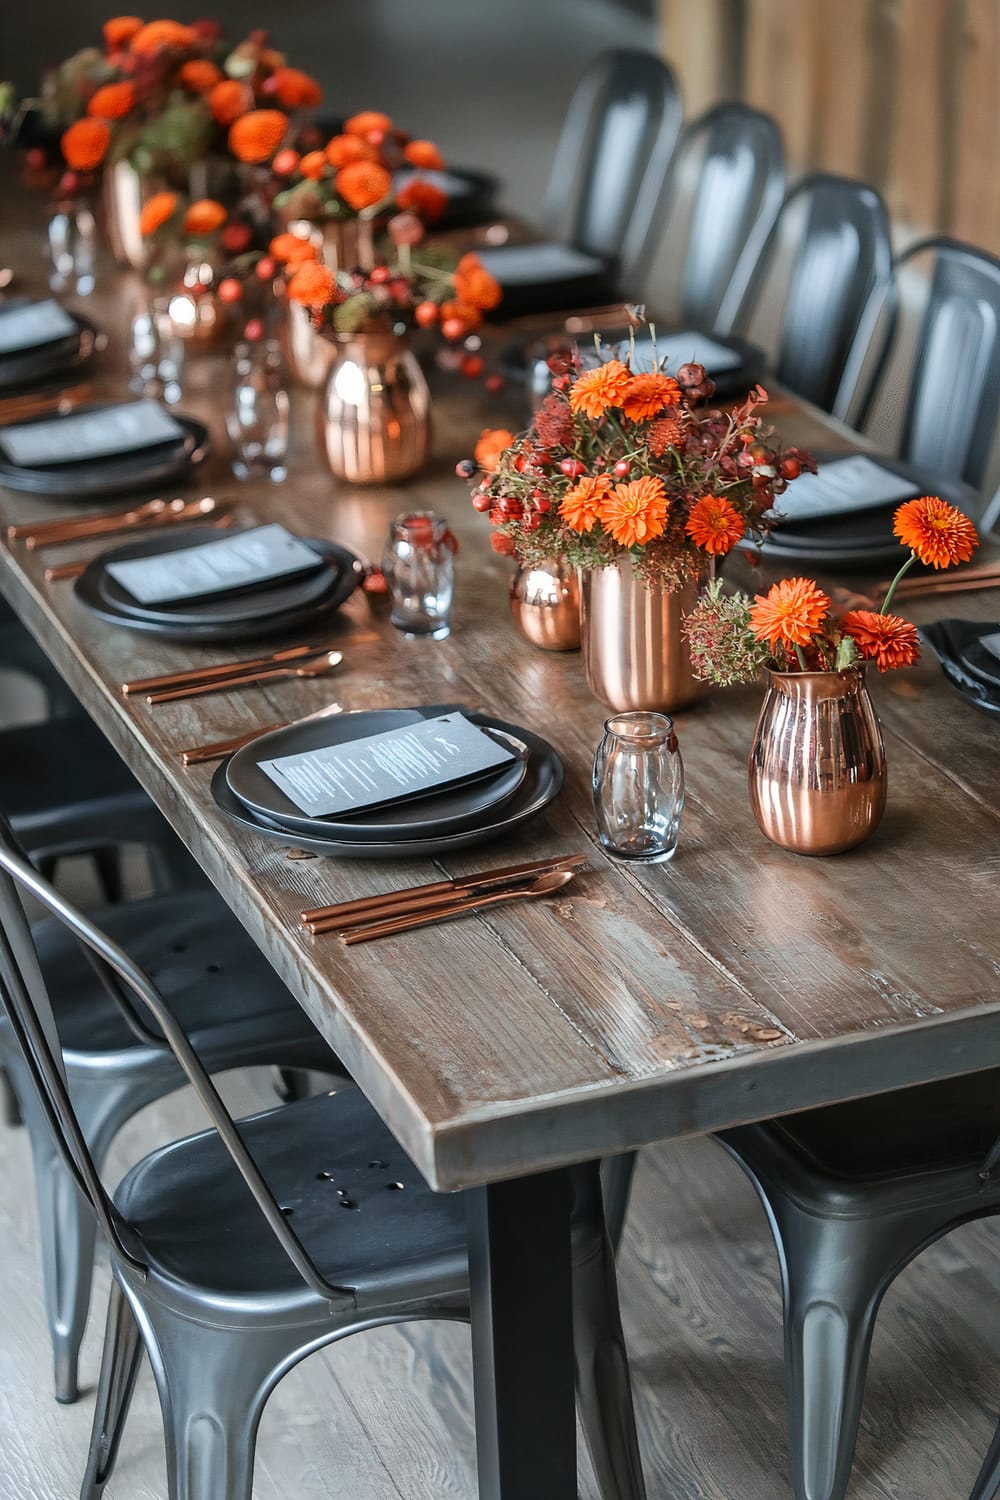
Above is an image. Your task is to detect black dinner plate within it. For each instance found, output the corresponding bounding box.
[919,619,1000,716]
[210,711,564,858]
[75,531,363,642]
[0,307,100,392]
[392,166,500,229]
[511,326,765,405]
[0,410,208,497]
[226,707,530,840]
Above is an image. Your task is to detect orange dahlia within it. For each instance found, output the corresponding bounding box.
[621,372,682,422]
[179,58,222,92]
[892,495,978,569]
[269,231,318,267]
[646,411,686,456]
[404,139,444,170]
[599,476,669,547]
[559,475,612,533]
[138,190,178,236]
[210,79,252,126]
[61,118,110,171]
[103,16,143,49]
[345,110,392,139]
[839,610,920,672]
[685,495,746,556]
[286,260,338,307]
[750,578,831,650]
[395,178,447,220]
[325,133,374,168]
[86,82,135,120]
[229,109,289,164]
[454,254,502,311]
[183,198,226,236]
[474,428,515,473]
[568,359,631,420]
[298,150,328,181]
[128,19,195,54]
[335,159,391,211]
[270,67,323,111]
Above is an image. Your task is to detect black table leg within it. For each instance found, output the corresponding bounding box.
[466,1167,577,1500]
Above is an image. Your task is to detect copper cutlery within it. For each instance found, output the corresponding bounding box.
[124,643,316,696]
[302,853,587,934]
[9,494,224,548]
[41,512,235,581]
[0,382,93,423]
[178,702,345,765]
[145,648,344,704]
[337,867,577,945]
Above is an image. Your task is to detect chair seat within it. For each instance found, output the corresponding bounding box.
[0,611,78,720]
[117,1090,469,1306]
[476,241,616,319]
[1,715,150,837]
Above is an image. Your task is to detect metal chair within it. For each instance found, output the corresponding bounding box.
[731,172,894,417]
[0,597,79,721]
[0,816,348,1406]
[479,49,682,318]
[0,839,646,1500]
[849,236,1000,489]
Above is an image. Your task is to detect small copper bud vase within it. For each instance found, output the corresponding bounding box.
[316,330,431,485]
[102,159,149,271]
[509,556,580,651]
[579,557,702,712]
[748,667,887,856]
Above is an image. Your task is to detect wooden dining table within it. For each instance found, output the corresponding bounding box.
[2,182,1000,1499]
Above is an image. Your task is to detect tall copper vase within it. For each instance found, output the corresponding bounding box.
[316,331,431,485]
[748,668,887,855]
[103,159,148,270]
[579,558,701,712]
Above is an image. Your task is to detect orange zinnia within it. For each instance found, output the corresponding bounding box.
[621,372,682,422]
[892,495,978,569]
[138,190,178,236]
[183,198,226,236]
[179,58,222,92]
[298,150,328,181]
[325,134,374,168]
[404,139,444,170]
[270,67,323,111]
[395,178,447,220]
[61,118,110,171]
[474,428,515,473]
[209,79,252,126]
[685,495,745,556]
[229,109,289,164]
[839,610,920,672]
[129,19,195,53]
[103,16,143,49]
[345,110,392,138]
[568,359,631,420]
[599,476,669,548]
[269,231,318,266]
[559,475,611,533]
[335,159,391,211]
[286,261,338,307]
[454,254,502,312]
[750,578,831,650]
[86,82,135,120]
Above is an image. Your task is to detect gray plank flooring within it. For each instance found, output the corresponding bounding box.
[1,1067,998,1500]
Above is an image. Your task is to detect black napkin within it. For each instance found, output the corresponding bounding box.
[919,619,1000,715]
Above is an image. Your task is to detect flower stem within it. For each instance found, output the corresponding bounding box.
[794,644,808,671]
[880,551,917,612]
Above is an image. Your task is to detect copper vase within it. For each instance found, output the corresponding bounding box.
[316,330,431,485]
[579,558,702,712]
[103,159,148,270]
[285,301,338,388]
[509,556,580,651]
[748,668,887,856]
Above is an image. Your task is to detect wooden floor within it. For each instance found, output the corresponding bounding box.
[1,1064,998,1500]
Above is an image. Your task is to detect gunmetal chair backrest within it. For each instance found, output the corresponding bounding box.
[0,822,352,1303]
[542,49,683,287]
[673,103,786,334]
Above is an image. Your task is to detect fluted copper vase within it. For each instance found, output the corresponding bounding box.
[103,159,149,270]
[509,556,580,651]
[748,667,887,856]
[579,558,702,712]
[316,331,431,485]
[285,301,338,388]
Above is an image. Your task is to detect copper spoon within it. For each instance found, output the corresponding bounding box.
[338,867,576,945]
[146,649,344,704]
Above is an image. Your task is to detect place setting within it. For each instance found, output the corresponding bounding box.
[918,618,1000,715]
[0,295,102,393]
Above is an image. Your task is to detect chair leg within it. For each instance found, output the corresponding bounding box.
[0,1065,23,1126]
[30,1133,97,1403]
[600,1152,638,1257]
[91,847,125,904]
[272,1066,314,1103]
[970,1420,1000,1500]
[80,1278,144,1500]
[573,1220,647,1500]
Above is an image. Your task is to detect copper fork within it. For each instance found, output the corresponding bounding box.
[145,649,344,704]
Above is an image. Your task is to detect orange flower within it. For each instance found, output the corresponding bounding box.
[179,58,222,92]
[568,359,631,420]
[183,198,226,236]
[685,495,745,556]
[839,610,920,672]
[286,260,338,307]
[103,16,143,49]
[646,411,686,456]
[325,133,374,168]
[404,139,444,170]
[454,254,502,312]
[86,82,135,120]
[229,109,289,164]
[474,428,515,473]
[439,299,482,332]
[128,19,195,53]
[560,475,612,533]
[599,476,669,547]
[138,190,177,236]
[345,110,392,138]
[298,150,328,181]
[209,79,252,126]
[335,159,391,211]
[270,67,323,111]
[621,372,682,422]
[269,231,318,267]
[395,178,447,220]
[750,578,831,650]
[892,495,978,570]
[61,118,110,171]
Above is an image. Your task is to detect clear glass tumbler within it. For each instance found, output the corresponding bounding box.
[225,341,290,482]
[593,711,684,863]
[46,200,97,297]
[127,297,185,405]
[382,511,457,639]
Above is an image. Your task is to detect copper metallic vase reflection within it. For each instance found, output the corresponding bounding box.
[509,557,580,651]
[748,668,887,856]
[316,331,431,485]
[103,160,148,271]
[285,301,338,389]
[579,558,702,712]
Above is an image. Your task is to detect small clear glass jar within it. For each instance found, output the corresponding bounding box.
[593,711,684,863]
[225,340,289,482]
[127,296,185,405]
[382,511,457,639]
[46,199,97,297]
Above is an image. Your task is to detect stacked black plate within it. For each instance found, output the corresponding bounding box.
[0,399,209,497]
[74,528,363,642]
[0,297,99,392]
[211,705,565,858]
[392,167,500,230]
[920,619,1000,716]
[516,326,765,404]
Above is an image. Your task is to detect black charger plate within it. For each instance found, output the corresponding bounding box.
[0,308,100,392]
[509,326,765,404]
[919,619,1000,716]
[0,411,208,497]
[393,166,500,229]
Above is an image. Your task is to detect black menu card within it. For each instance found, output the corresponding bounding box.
[104,524,323,606]
[0,299,78,355]
[0,399,184,468]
